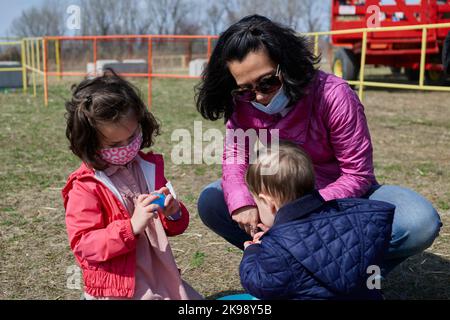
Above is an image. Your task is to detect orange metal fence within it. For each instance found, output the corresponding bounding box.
[38,34,218,107]
[23,26,450,108]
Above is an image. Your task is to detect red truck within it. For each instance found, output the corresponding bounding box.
[331,0,450,84]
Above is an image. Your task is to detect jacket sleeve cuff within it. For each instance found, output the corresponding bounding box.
[243,243,261,255]
[318,188,334,202]
[229,202,257,215]
[160,202,189,236]
[166,208,182,221]
[223,185,256,214]
[318,178,372,201]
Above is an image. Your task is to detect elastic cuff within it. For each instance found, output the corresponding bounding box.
[122,220,137,245]
[166,209,182,221]
[230,204,257,216]
[243,243,261,255]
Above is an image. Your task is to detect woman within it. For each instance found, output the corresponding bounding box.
[196,15,442,275]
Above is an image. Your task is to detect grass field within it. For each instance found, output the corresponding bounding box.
[0,75,449,299]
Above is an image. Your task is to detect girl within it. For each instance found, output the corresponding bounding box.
[62,70,202,300]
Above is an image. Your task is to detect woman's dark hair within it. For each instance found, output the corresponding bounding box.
[196,14,320,122]
[65,69,160,170]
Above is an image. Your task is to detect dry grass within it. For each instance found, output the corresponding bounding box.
[0,75,449,300]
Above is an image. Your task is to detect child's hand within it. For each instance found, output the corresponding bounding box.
[130,194,161,235]
[154,187,180,218]
[244,241,255,249]
[243,224,270,249]
[252,232,265,244]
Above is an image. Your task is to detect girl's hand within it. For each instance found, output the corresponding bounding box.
[154,187,180,218]
[130,194,161,235]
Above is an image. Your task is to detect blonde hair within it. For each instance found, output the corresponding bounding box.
[245,141,315,206]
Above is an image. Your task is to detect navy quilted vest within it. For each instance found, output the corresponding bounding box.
[240,191,395,300]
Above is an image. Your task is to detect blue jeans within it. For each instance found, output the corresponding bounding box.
[197,180,442,276]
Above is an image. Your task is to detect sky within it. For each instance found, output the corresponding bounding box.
[0,0,46,37]
[1,0,332,37]
[1,0,427,36]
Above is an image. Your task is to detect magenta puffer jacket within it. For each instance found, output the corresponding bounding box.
[222,70,377,214]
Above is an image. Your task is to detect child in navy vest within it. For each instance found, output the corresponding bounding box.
[240,141,394,300]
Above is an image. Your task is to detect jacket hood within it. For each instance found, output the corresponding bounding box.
[61,162,96,209]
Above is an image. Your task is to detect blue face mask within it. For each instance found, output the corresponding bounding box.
[250,86,290,115]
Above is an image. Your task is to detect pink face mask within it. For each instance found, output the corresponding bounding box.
[99,132,143,166]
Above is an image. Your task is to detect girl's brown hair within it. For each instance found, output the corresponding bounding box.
[65,69,160,170]
[245,140,315,206]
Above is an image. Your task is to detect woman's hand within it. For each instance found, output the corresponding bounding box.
[131,194,161,235]
[232,206,260,237]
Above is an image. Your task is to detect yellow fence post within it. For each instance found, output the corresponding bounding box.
[358,31,368,101]
[21,40,27,93]
[26,39,31,69]
[314,34,319,57]
[31,39,37,97]
[36,39,41,73]
[7,23,448,107]
[419,27,427,87]
[55,39,61,80]
[302,22,450,97]
[43,37,48,107]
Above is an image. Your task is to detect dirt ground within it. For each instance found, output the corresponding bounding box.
[0,76,449,299]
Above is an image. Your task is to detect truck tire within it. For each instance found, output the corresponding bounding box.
[443,31,450,75]
[390,67,402,75]
[425,70,447,86]
[405,68,420,81]
[332,48,359,81]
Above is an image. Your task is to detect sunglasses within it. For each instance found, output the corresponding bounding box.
[231,65,282,102]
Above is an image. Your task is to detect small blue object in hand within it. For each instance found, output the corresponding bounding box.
[150,192,166,209]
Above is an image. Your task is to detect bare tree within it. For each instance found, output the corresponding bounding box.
[9,0,329,38]
[112,0,155,35]
[207,0,326,33]
[79,0,120,35]
[276,0,305,30]
[142,0,194,35]
[202,2,228,35]
[298,0,327,32]
[9,0,66,37]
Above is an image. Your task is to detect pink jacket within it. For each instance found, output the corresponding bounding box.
[223,70,377,214]
[62,151,189,298]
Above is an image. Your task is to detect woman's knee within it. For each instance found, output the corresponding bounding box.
[409,204,442,253]
[397,187,441,242]
[197,180,227,227]
[374,185,442,255]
